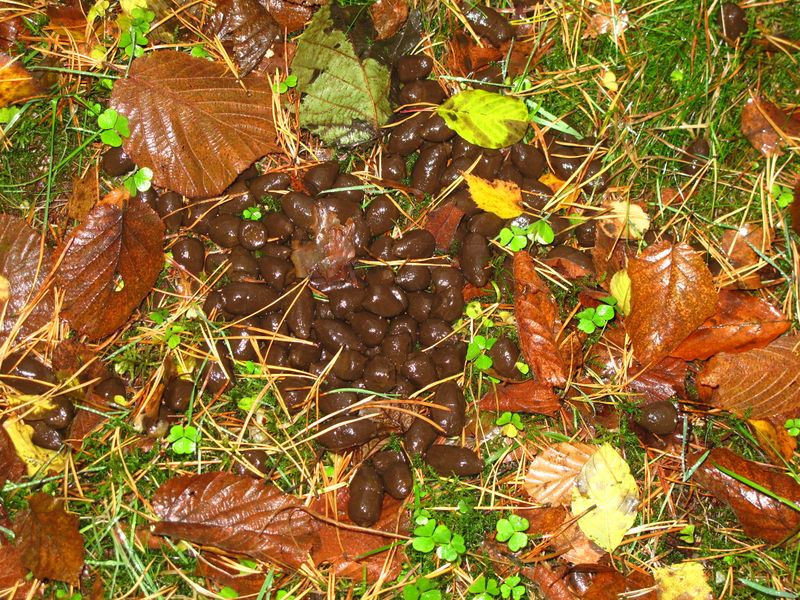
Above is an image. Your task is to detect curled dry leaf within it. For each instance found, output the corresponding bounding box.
[55,191,165,340]
[670,289,790,361]
[626,241,717,364]
[0,54,43,108]
[479,379,561,415]
[741,95,800,157]
[369,0,408,40]
[0,214,53,343]
[13,493,85,586]
[514,252,567,386]
[111,50,279,198]
[3,419,67,477]
[690,448,800,543]
[719,224,772,289]
[424,202,465,251]
[524,442,597,506]
[591,224,637,281]
[696,335,800,420]
[152,472,319,570]
[207,0,280,76]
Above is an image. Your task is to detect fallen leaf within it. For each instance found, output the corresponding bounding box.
[626,241,717,363]
[291,206,357,283]
[522,562,577,600]
[749,418,796,463]
[437,90,528,149]
[464,172,523,219]
[196,555,269,597]
[696,335,800,420]
[0,17,23,51]
[68,165,98,222]
[720,224,771,289]
[13,493,84,586]
[514,252,567,386]
[542,251,593,281]
[609,269,631,315]
[670,290,790,360]
[2,419,67,477]
[741,95,800,157]
[207,0,279,76]
[424,202,464,250]
[0,423,26,487]
[478,379,561,414]
[571,444,639,552]
[584,2,629,40]
[369,0,408,40]
[0,214,54,343]
[152,472,319,569]
[46,0,86,30]
[261,0,314,33]
[792,180,800,237]
[446,32,503,78]
[55,190,164,340]
[591,225,637,281]
[292,5,392,147]
[0,537,28,600]
[580,569,657,600]
[524,443,597,506]
[111,50,279,198]
[0,53,43,108]
[598,200,650,240]
[691,448,800,543]
[313,490,407,581]
[652,563,712,600]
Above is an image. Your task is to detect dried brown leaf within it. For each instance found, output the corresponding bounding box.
[479,379,561,415]
[524,443,597,506]
[68,165,98,222]
[0,214,54,343]
[13,493,85,586]
[196,555,269,597]
[0,424,25,488]
[741,95,800,157]
[0,54,43,108]
[749,418,797,464]
[55,191,165,340]
[0,540,28,600]
[626,241,717,363]
[111,50,279,198]
[424,202,464,251]
[696,335,800,420]
[720,224,771,289]
[262,0,316,33]
[369,0,408,40]
[0,17,23,51]
[584,2,629,40]
[207,0,279,76]
[514,251,567,386]
[690,448,800,543]
[152,472,319,570]
[670,290,790,361]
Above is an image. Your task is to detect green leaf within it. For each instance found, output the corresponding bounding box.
[508,514,528,532]
[507,531,528,551]
[527,220,554,245]
[576,308,595,321]
[431,523,451,544]
[100,129,122,147]
[451,533,465,554]
[413,520,435,537]
[496,412,512,426]
[437,90,528,149]
[97,108,118,130]
[496,518,513,542]
[595,304,615,321]
[508,236,527,252]
[403,587,420,600]
[115,114,130,137]
[411,536,435,553]
[466,342,481,361]
[219,586,239,599]
[577,319,596,334]
[420,592,441,600]
[475,354,493,370]
[469,576,488,594]
[498,228,514,245]
[292,6,391,146]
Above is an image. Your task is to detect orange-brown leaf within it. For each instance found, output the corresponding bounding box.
[514,252,567,386]
[720,224,771,289]
[670,290,790,361]
[626,241,717,363]
[369,0,408,40]
[424,202,464,250]
[152,472,319,570]
[68,165,99,222]
[13,493,85,586]
[696,335,800,420]
[262,0,316,33]
[741,95,800,157]
[55,191,165,340]
[749,418,797,464]
[0,54,43,108]
[207,0,280,76]
[524,443,596,506]
[0,425,25,488]
[111,50,280,198]
[479,379,561,414]
[690,448,800,543]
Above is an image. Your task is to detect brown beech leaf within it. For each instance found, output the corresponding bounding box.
[741,95,800,157]
[591,225,636,282]
[313,490,407,581]
[523,563,577,600]
[524,443,596,506]
[0,214,54,343]
[207,0,280,76]
[68,165,99,222]
[479,379,561,415]
[0,424,25,488]
[111,50,279,198]
[196,555,269,597]
[424,202,464,250]
[0,540,28,600]
[369,0,408,40]
[55,191,165,340]
[626,241,717,364]
[696,335,800,420]
[514,251,567,386]
[670,290,790,361]
[720,224,771,289]
[262,0,318,33]
[0,54,43,108]
[13,493,85,586]
[152,472,319,569]
[690,448,800,543]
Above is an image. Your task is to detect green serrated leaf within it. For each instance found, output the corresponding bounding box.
[292,5,391,146]
[437,90,528,149]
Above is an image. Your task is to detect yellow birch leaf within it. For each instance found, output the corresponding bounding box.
[3,419,67,477]
[652,563,713,600]
[464,172,523,219]
[610,269,632,316]
[570,443,639,552]
[120,0,148,14]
